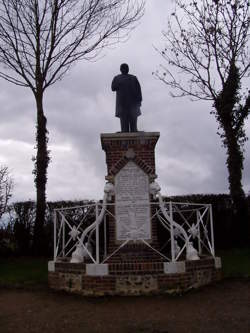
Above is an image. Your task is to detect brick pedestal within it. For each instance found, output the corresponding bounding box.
[101,132,161,261]
[101,132,159,181]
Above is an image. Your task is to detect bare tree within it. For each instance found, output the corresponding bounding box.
[0,166,13,219]
[155,0,250,245]
[0,0,144,254]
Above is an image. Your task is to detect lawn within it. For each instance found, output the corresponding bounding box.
[0,249,249,288]
[217,248,250,278]
[0,257,48,288]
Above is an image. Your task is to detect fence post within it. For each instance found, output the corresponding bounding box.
[95,201,100,264]
[53,210,57,261]
[170,201,175,262]
[197,210,202,255]
[62,214,65,257]
[104,212,107,259]
[209,204,215,256]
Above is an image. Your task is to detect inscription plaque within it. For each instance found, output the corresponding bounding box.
[115,161,151,240]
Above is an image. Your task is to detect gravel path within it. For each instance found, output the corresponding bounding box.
[0,279,249,333]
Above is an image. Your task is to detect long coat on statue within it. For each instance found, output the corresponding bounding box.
[111,73,142,118]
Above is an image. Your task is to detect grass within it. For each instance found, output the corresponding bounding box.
[0,249,249,289]
[218,248,250,278]
[0,257,48,288]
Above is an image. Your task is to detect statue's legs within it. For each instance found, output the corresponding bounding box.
[120,117,129,132]
[120,113,138,132]
[129,116,138,132]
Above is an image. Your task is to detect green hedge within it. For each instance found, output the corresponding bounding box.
[0,195,249,256]
[164,194,250,249]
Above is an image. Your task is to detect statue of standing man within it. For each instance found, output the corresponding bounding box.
[111,64,142,132]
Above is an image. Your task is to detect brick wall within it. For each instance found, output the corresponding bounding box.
[101,132,160,180]
[48,258,222,296]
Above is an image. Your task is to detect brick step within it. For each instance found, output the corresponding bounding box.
[108,242,160,251]
[108,261,164,275]
[106,244,165,263]
[107,254,164,263]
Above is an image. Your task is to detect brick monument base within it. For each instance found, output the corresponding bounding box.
[48,258,222,296]
[48,132,222,296]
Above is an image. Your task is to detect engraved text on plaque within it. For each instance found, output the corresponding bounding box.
[115,161,151,240]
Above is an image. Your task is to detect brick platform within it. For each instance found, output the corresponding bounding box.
[48,132,222,296]
[48,257,222,296]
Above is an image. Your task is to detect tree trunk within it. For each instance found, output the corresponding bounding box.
[219,117,248,247]
[33,91,49,255]
[214,64,249,247]
[224,126,244,199]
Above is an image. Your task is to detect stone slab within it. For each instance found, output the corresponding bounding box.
[48,261,55,272]
[101,132,160,139]
[115,161,151,241]
[86,264,109,276]
[164,261,186,274]
[214,257,222,269]
[101,132,160,150]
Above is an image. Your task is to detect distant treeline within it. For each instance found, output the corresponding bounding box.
[0,195,249,257]
[0,200,95,257]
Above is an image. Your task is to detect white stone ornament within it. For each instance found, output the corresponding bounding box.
[149,181,161,199]
[70,242,92,263]
[69,226,80,241]
[174,240,181,256]
[125,148,136,159]
[71,244,85,263]
[186,242,200,261]
[104,182,115,201]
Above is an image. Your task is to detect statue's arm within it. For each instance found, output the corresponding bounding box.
[135,77,142,102]
[111,76,119,91]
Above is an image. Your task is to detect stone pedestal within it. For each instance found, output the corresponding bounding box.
[101,132,161,260]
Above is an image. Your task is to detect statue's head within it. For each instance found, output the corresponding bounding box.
[120,63,129,74]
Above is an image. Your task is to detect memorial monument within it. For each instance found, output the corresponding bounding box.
[48,69,222,296]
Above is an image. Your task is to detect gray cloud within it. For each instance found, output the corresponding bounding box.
[0,0,249,202]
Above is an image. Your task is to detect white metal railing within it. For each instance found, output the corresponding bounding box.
[53,182,216,264]
[155,199,215,261]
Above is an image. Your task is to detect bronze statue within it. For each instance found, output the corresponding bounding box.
[111,63,142,132]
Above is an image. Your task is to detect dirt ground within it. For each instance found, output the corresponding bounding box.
[0,279,249,333]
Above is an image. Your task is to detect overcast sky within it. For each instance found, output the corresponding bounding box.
[0,0,249,202]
